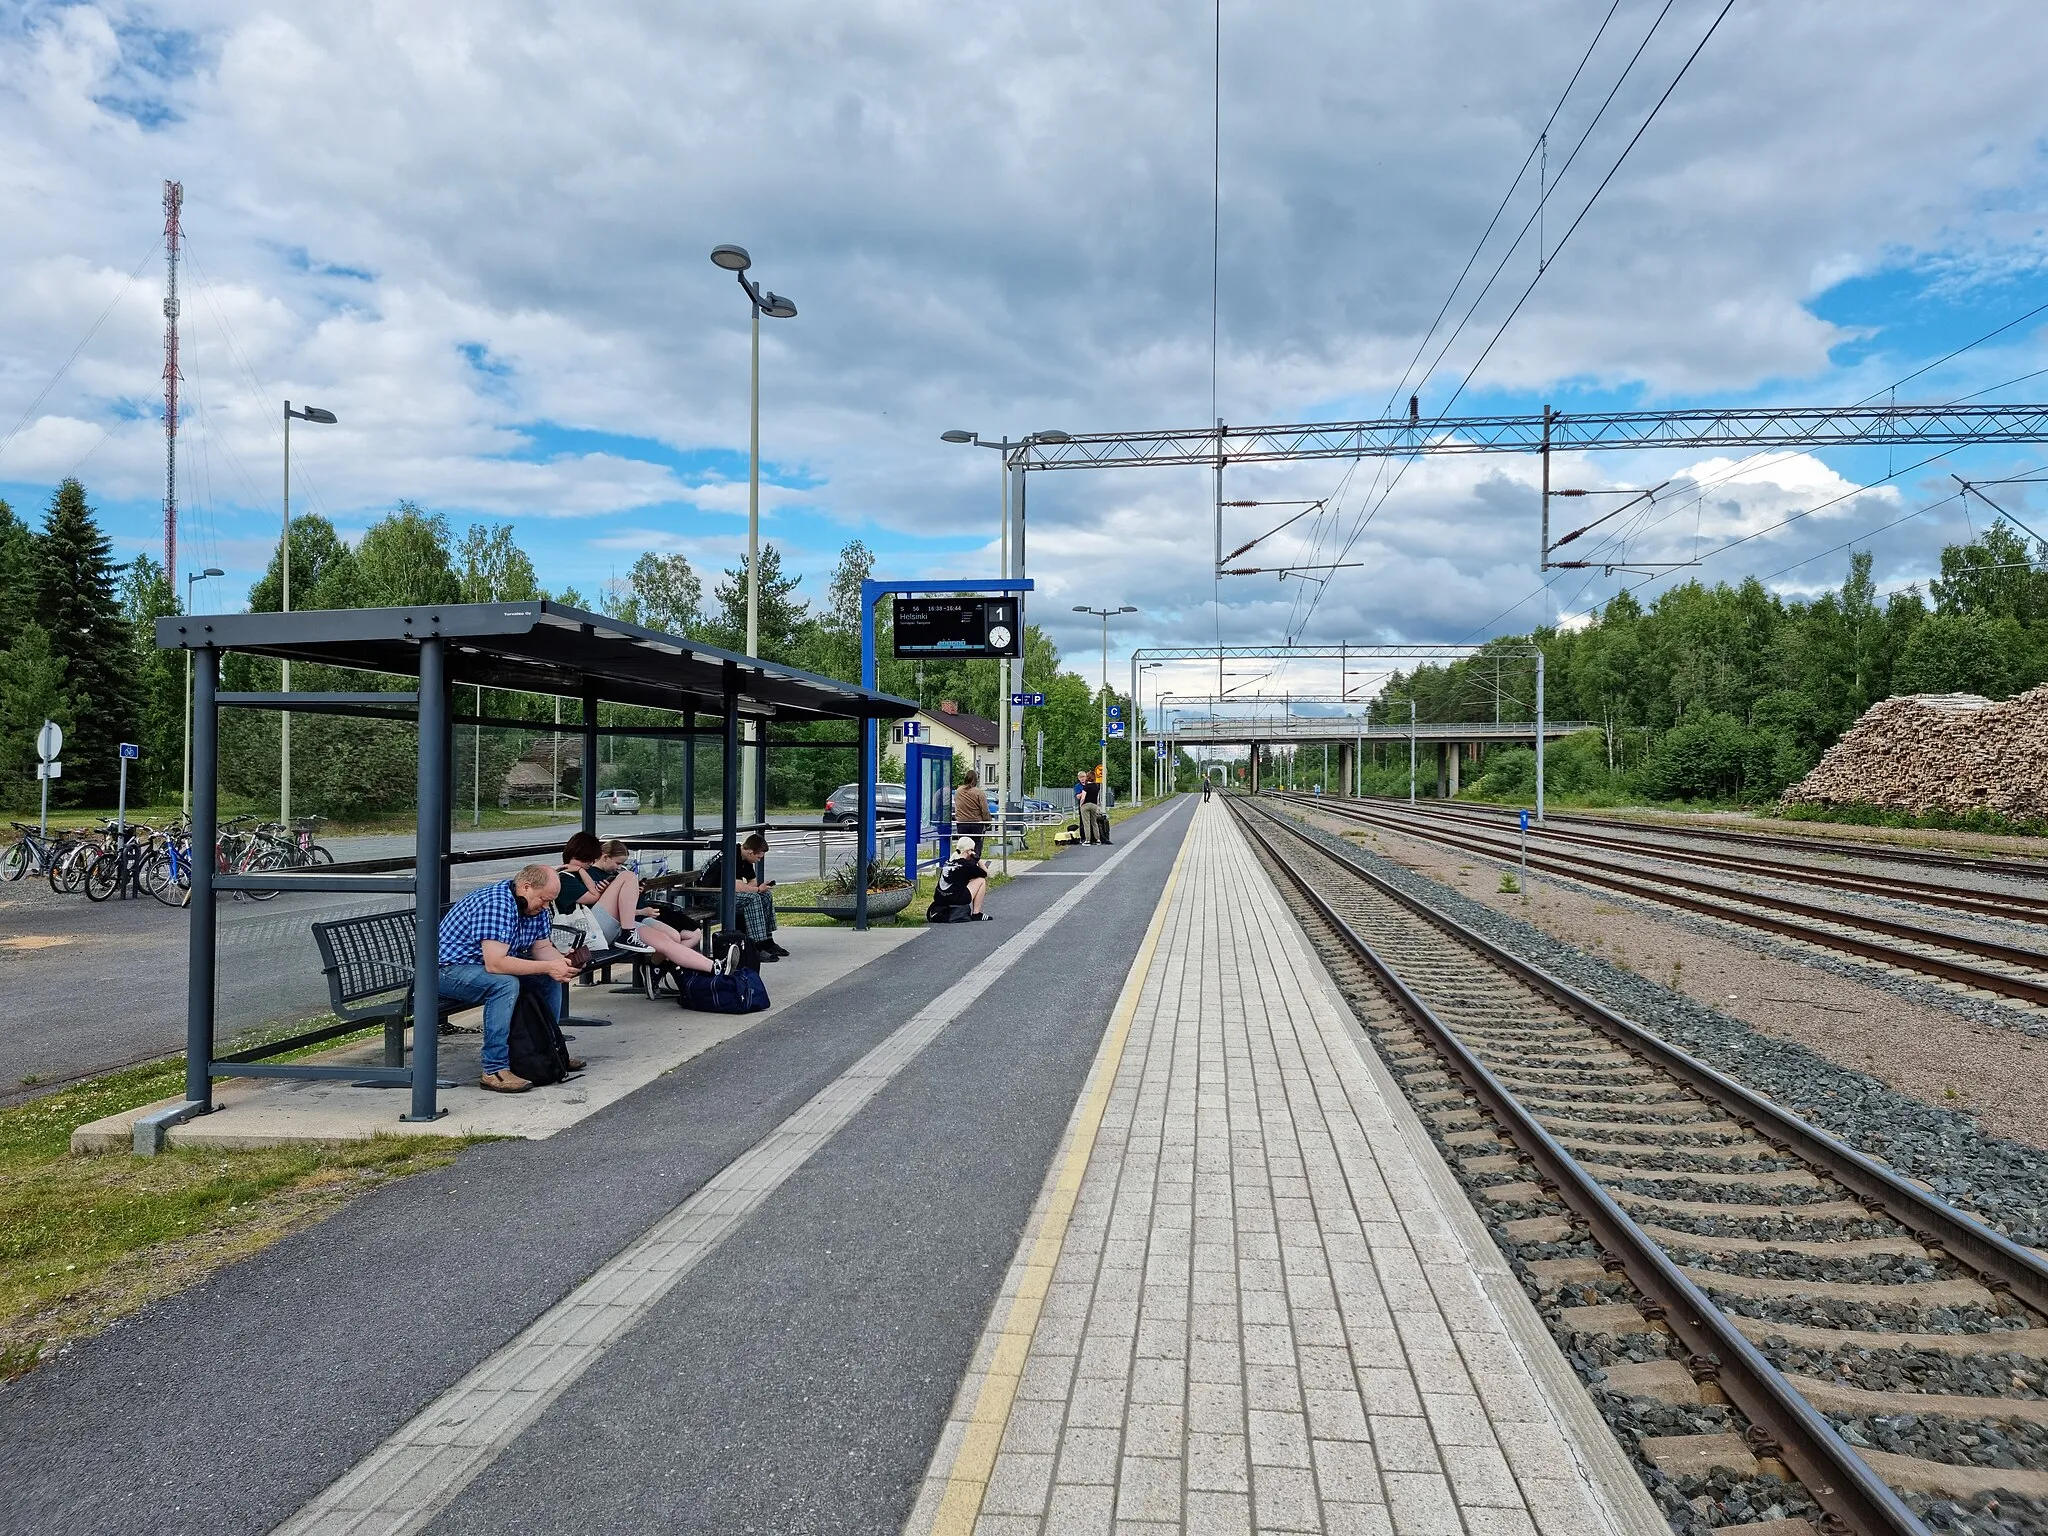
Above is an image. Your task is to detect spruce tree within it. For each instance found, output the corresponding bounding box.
[0,497,33,652]
[32,479,138,804]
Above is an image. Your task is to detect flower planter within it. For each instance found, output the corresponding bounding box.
[816,887,915,922]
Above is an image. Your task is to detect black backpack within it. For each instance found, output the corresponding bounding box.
[507,983,574,1086]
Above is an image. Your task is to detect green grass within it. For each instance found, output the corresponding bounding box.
[0,1045,470,1381]
[1766,801,2048,840]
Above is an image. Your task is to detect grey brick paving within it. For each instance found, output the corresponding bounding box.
[918,803,1630,1536]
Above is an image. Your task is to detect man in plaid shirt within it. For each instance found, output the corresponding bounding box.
[439,862,580,1093]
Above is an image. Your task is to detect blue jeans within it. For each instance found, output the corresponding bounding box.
[438,965,559,1075]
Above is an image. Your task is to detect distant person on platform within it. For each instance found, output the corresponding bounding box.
[953,769,991,839]
[1079,767,1109,845]
[438,862,581,1094]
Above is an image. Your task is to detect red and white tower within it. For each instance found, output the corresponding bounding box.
[162,180,183,581]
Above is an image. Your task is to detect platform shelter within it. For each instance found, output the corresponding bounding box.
[158,601,915,1126]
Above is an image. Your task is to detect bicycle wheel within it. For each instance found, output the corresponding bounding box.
[1,840,28,882]
[245,845,288,901]
[48,844,89,895]
[153,848,192,907]
[307,844,335,865]
[83,851,119,902]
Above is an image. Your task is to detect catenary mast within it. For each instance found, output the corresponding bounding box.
[162,180,183,579]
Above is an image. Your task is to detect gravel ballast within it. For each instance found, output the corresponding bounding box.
[1281,807,2048,1246]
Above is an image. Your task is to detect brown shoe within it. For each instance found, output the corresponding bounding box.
[479,1069,531,1093]
[564,1057,587,1071]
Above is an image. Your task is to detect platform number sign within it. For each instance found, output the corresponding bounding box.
[1107,705,1121,720]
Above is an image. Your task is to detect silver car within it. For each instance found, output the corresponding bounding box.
[595,788,641,814]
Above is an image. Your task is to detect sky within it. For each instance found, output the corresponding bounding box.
[5,0,2048,721]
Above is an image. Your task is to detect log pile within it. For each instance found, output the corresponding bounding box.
[1783,686,2048,820]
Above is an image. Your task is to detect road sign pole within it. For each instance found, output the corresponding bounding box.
[117,754,128,838]
[38,759,49,838]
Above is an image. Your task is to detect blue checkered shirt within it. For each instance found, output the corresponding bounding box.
[437,879,553,967]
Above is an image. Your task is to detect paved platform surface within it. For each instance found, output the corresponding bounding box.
[0,800,1195,1536]
[907,801,1661,1536]
[0,797,1660,1536]
[71,922,923,1150]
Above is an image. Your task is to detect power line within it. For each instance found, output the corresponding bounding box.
[1297,2,1737,639]
[0,236,161,465]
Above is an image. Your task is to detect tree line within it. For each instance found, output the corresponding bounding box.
[0,480,1147,817]
[1376,522,2048,805]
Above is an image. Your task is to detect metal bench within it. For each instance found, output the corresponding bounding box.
[311,909,462,1069]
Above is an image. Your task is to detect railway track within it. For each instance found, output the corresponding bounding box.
[1362,797,2048,883]
[1230,794,2048,1536]
[1342,797,2048,925]
[1276,792,2048,1012]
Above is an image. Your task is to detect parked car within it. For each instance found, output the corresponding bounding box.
[595,788,641,814]
[823,782,906,825]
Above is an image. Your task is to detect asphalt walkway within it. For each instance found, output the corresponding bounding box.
[0,799,1194,1536]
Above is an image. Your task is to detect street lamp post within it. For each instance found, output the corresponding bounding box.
[182,565,225,818]
[281,402,336,827]
[1074,604,1136,817]
[943,428,1069,847]
[711,246,796,832]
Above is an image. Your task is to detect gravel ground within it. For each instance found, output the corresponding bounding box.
[1763,1341,2048,1399]
[1284,807,2048,1233]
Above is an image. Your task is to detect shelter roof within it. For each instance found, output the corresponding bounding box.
[158,601,917,724]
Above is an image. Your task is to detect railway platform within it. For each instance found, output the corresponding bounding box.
[0,795,1664,1536]
[908,799,1662,1536]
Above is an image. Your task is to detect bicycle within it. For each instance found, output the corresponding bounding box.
[4,822,64,882]
[47,822,115,895]
[84,821,155,903]
[141,823,194,908]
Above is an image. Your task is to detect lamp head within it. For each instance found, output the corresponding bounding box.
[940,430,977,444]
[300,406,338,425]
[1073,605,1090,614]
[202,566,224,578]
[1031,430,1071,443]
[710,244,753,272]
[761,292,798,319]
[1119,605,1137,613]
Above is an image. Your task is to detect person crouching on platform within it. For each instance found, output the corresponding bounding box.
[698,832,790,959]
[438,862,582,1094]
[557,832,713,975]
[928,837,991,922]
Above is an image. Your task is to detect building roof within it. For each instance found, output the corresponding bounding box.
[159,601,917,724]
[918,706,999,749]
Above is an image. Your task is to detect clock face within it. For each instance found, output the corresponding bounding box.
[988,624,1013,650]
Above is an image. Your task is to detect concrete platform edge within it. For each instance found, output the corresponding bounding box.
[1272,848,1674,1536]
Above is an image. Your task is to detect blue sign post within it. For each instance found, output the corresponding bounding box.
[1518,808,1530,881]
[862,578,1032,929]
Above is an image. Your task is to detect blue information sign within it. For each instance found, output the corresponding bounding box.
[1107,721,1125,738]
[901,721,922,740]
[1107,705,1122,720]
[1010,691,1046,707]
[1519,809,1530,831]
[118,742,139,760]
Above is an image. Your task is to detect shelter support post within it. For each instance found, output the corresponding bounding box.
[185,647,219,1111]
[406,636,449,1123]
[682,711,696,872]
[720,664,739,935]
[754,717,769,831]
[580,686,599,835]
[856,711,872,930]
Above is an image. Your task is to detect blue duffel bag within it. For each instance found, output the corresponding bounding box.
[675,967,771,1014]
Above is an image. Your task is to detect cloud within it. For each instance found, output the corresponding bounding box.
[1,0,2046,666]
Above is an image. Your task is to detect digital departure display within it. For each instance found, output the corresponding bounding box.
[892,597,1023,659]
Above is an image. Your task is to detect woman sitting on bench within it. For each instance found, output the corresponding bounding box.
[558,832,712,974]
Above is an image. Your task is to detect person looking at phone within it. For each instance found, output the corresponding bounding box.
[438,863,581,1093]
[696,832,789,959]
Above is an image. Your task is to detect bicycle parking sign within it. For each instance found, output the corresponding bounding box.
[119,743,139,760]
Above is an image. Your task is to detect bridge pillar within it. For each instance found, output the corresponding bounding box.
[1447,742,1461,797]
[1250,742,1262,793]
[1337,741,1355,798]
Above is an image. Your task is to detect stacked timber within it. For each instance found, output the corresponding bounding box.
[1783,687,2048,820]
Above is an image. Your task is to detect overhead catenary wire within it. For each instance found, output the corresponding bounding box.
[1299,0,1736,639]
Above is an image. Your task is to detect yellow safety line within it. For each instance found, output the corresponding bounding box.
[929,812,1196,1536]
